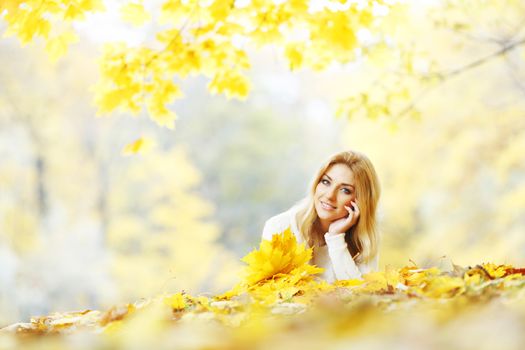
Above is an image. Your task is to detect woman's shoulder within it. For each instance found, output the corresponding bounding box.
[261,203,303,241]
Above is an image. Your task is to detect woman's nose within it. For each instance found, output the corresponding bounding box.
[326,186,337,199]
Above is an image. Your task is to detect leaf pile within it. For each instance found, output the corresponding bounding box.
[2,229,525,350]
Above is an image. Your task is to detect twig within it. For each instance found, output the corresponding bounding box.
[441,36,525,79]
[395,36,525,119]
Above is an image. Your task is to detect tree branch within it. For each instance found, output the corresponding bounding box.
[440,36,525,80]
[396,36,525,119]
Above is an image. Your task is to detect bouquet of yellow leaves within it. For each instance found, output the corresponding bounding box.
[215,227,331,305]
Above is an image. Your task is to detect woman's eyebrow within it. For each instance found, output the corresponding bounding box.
[324,174,355,188]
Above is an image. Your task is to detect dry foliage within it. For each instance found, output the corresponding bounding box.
[2,229,525,349]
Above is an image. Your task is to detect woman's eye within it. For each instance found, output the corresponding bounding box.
[342,188,352,195]
[321,179,330,185]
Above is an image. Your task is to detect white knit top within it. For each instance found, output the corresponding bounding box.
[261,204,379,282]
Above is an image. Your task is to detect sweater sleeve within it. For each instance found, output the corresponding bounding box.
[324,233,378,280]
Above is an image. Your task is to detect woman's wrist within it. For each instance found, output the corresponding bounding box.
[325,231,344,237]
[324,232,347,249]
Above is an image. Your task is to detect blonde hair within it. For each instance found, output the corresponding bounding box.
[295,150,381,264]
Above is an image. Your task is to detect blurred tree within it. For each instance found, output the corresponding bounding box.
[338,0,525,122]
[0,39,241,323]
[107,146,240,299]
[0,44,60,243]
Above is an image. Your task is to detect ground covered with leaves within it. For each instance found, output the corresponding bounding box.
[2,229,525,349]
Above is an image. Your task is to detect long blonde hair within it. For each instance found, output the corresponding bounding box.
[295,150,381,264]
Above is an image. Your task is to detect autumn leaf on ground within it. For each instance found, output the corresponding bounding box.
[163,292,186,311]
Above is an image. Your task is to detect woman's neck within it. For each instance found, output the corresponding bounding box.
[316,218,330,233]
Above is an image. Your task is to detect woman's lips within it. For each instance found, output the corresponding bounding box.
[320,201,336,210]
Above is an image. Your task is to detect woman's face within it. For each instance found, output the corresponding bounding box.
[314,163,357,223]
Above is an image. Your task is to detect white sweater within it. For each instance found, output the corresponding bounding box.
[261,204,379,283]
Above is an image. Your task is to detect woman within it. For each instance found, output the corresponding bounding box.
[261,150,381,282]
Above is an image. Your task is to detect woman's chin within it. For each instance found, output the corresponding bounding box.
[316,210,335,221]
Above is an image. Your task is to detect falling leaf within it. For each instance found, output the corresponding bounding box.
[122,136,155,155]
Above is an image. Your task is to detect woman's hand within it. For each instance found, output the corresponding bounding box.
[327,200,360,235]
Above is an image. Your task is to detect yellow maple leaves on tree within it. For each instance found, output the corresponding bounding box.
[0,0,104,59]
[1,0,394,129]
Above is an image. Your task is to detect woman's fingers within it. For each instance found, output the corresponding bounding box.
[352,200,360,219]
[330,206,357,233]
[344,205,353,217]
[343,205,354,227]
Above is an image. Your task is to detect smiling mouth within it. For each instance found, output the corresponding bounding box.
[320,201,336,210]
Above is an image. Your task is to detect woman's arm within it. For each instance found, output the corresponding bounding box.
[324,233,378,280]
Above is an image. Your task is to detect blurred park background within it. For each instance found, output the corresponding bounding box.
[1,0,524,326]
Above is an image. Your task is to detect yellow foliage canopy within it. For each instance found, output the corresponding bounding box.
[120,3,151,27]
[0,0,394,128]
[0,0,104,44]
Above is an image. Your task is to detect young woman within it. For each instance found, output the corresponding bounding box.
[261,150,381,282]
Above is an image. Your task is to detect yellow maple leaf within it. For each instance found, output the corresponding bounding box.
[64,4,86,21]
[208,0,232,21]
[285,43,304,70]
[422,276,465,298]
[464,272,481,286]
[333,279,365,288]
[480,263,512,279]
[214,283,245,301]
[17,16,52,44]
[249,279,301,305]
[358,272,390,293]
[207,69,250,99]
[45,31,79,62]
[103,319,124,334]
[145,79,182,129]
[403,267,441,287]
[163,292,186,311]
